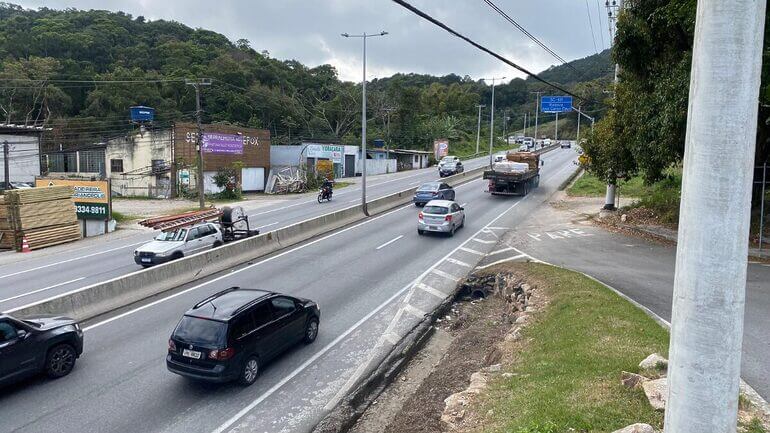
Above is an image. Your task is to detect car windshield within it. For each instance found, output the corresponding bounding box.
[423,205,449,215]
[440,157,455,163]
[173,316,227,346]
[418,183,440,192]
[155,228,188,241]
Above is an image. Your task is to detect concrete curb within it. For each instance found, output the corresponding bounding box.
[558,166,583,191]
[8,166,486,322]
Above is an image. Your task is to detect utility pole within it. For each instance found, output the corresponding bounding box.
[603,0,623,210]
[576,104,582,145]
[383,107,395,160]
[502,109,508,145]
[484,77,505,166]
[555,112,559,141]
[522,113,527,136]
[2,141,9,189]
[185,78,211,210]
[342,31,388,216]
[664,1,766,433]
[530,91,543,141]
[475,104,485,155]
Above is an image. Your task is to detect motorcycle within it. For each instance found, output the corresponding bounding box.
[318,185,333,203]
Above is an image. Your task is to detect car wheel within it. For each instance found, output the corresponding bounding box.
[238,356,259,386]
[45,343,77,378]
[171,251,183,261]
[460,217,465,228]
[449,224,456,237]
[303,317,319,344]
[212,240,223,248]
[418,229,424,236]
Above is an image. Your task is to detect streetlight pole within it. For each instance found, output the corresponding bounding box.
[530,91,543,142]
[475,104,485,155]
[185,78,211,209]
[342,31,388,216]
[604,0,623,210]
[484,77,505,166]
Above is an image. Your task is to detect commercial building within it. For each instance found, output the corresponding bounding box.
[0,124,47,187]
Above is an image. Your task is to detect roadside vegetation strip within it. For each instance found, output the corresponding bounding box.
[567,172,650,198]
[480,263,670,432]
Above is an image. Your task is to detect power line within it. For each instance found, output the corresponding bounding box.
[483,0,581,78]
[595,0,606,50]
[390,0,580,99]
[585,0,599,54]
[0,78,186,84]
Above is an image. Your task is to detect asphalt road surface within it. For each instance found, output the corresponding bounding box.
[499,202,770,403]
[0,154,501,311]
[0,149,579,433]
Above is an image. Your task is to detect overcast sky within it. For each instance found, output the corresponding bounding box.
[17,0,610,83]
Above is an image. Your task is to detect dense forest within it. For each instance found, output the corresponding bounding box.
[583,0,770,184]
[0,3,612,153]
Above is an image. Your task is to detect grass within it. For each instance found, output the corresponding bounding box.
[111,211,135,223]
[482,263,670,433]
[567,172,650,198]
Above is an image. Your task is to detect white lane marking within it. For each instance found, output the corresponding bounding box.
[415,282,446,299]
[256,222,279,230]
[210,277,415,433]
[471,238,495,245]
[0,242,146,280]
[477,255,528,270]
[489,247,515,256]
[486,226,510,230]
[431,268,460,282]
[80,203,415,332]
[460,202,467,207]
[446,258,471,267]
[376,235,404,250]
[403,304,427,318]
[458,247,484,256]
[348,198,359,203]
[0,277,86,305]
[383,332,401,345]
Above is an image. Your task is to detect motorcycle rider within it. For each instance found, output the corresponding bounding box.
[321,178,334,200]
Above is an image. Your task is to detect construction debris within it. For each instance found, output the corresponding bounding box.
[2,186,81,251]
[266,166,307,194]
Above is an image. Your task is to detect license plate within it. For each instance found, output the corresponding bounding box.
[182,349,201,359]
[429,226,437,230]
[141,258,151,263]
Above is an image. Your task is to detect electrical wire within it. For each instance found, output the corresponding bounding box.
[390,0,581,99]
[595,0,606,50]
[585,0,599,55]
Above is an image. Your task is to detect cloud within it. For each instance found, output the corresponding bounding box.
[15,0,608,83]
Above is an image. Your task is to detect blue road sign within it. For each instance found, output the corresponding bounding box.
[541,96,573,113]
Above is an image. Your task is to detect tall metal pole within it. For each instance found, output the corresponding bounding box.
[475,104,485,155]
[760,162,766,251]
[664,1,766,432]
[342,31,388,216]
[576,104,582,145]
[485,77,505,166]
[186,78,211,210]
[555,112,559,141]
[3,141,9,189]
[604,0,623,210]
[531,91,542,142]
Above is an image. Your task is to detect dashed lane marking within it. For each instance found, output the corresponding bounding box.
[0,277,86,305]
[459,246,485,256]
[376,235,404,250]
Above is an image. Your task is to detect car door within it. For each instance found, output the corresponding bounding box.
[0,320,36,381]
[452,203,464,225]
[184,227,205,254]
[246,301,283,361]
[441,183,455,201]
[200,224,217,247]
[270,297,306,348]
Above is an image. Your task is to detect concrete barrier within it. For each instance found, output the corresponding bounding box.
[10,166,488,322]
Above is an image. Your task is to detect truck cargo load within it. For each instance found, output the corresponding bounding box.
[483,152,541,196]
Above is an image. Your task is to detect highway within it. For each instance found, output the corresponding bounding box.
[0,148,578,433]
[0,154,498,311]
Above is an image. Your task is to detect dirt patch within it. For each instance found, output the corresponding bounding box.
[347,268,540,433]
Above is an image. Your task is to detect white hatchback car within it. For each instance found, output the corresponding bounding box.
[417,200,465,237]
[134,222,223,267]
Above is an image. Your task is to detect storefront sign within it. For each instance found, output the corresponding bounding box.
[434,139,449,159]
[35,178,111,220]
[202,133,244,155]
[306,144,343,163]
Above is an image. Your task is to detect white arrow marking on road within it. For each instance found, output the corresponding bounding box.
[527,233,543,242]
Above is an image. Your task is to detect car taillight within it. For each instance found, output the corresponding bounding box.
[418,212,424,220]
[168,339,177,352]
[209,347,235,360]
[445,215,453,222]
[432,192,438,196]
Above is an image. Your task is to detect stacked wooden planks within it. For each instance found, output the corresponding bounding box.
[0,195,13,249]
[5,186,81,251]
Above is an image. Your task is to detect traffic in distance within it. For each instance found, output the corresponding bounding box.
[0,145,572,391]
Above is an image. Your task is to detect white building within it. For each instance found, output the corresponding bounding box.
[0,124,47,186]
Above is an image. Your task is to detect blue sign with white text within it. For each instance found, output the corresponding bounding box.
[541,96,573,113]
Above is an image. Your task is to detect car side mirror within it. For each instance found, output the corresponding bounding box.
[541,161,545,166]
[460,207,465,211]
[17,330,28,340]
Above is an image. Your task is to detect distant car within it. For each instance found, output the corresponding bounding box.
[166,287,320,386]
[543,139,552,147]
[518,145,529,152]
[0,313,84,387]
[413,182,456,206]
[523,137,534,149]
[437,156,464,177]
[560,141,571,149]
[417,200,465,237]
[134,222,223,267]
[494,153,507,163]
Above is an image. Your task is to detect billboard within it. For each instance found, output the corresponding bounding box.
[202,133,244,155]
[434,139,449,160]
[306,144,343,163]
[35,178,111,220]
[541,96,574,113]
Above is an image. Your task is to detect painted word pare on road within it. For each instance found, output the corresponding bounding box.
[527,227,593,241]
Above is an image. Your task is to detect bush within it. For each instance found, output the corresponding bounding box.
[632,172,682,225]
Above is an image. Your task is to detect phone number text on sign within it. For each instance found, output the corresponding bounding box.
[75,203,109,220]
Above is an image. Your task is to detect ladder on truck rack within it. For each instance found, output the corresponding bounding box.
[139,208,223,231]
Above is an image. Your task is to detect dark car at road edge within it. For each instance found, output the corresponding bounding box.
[0,313,84,387]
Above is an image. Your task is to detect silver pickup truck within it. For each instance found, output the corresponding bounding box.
[134,222,223,267]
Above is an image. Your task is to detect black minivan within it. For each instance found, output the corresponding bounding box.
[166,287,320,386]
